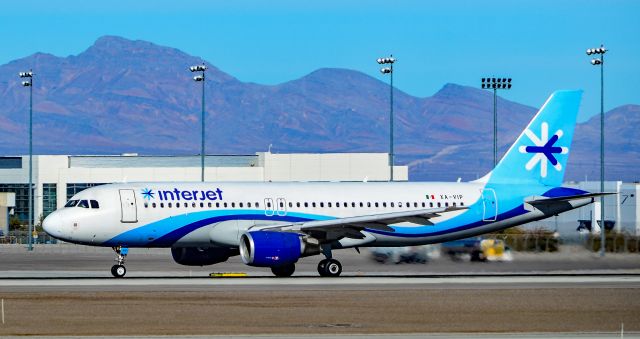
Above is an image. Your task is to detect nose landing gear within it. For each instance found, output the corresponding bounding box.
[111,246,128,278]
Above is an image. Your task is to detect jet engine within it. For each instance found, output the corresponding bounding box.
[239,231,320,267]
[171,246,237,266]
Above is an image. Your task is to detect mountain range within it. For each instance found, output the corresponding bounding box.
[0,36,637,182]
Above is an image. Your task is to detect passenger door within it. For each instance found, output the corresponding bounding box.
[481,188,498,222]
[119,189,138,223]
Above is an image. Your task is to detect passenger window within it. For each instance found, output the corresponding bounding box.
[430,202,434,208]
[414,202,418,208]
[144,203,148,208]
[461,202,465,206]
[445,202,449,207]
[382,202,387,208]
[267,202,271,208]
[216,202,220,208]
[160,203,164,208]
[192,202,196,208]
[208,202,212,208]
[374,202,379,208]
[304,202,308,208]
[90,200,99,209]
[343,202,347,207]
[399,202,403,207]
[422,202,426,208]
[152,203,157,208]
[296,202,300,208]
[184,203,188,207]
[437,202,441,207]
[367,202,371,208]
[200,202,204,208]
[328,202,332,208]
[239,202,243,208]
[224,202,228,208]
[248,202,252,208]
[359,202,363,207]
[168,202,172,208]
[391,202,395,208]
[78,200,89,208]
[255,202,260,208]
[64,200,78,208]
[320,202,324,208]
[312,202,316,208]
[453,202,457,207]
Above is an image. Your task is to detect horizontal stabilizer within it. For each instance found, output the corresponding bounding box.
[525,192,616,206]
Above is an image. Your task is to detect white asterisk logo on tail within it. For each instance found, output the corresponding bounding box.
[518,122,568,178]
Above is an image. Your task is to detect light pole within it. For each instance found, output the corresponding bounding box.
[586,45,607,257]
[481,77,512,167]
[377,55,395,181]
[190,63,207,182]
[19,70,34,251]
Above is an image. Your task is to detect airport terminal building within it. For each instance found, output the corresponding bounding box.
[1,152,638,238]
[0,152,407,232]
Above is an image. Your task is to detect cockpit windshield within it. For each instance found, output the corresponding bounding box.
[64,199,100,208]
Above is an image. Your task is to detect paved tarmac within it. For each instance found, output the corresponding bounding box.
[1,245,639,336]
[2,244,639,278]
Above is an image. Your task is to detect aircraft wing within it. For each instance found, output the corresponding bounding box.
[254,206,467,241]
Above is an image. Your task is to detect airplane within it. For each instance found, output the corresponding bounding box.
[43,90,605,278]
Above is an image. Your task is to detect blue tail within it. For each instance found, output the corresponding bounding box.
[484,90,583,187]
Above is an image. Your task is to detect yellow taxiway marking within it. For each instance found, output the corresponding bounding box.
[209,272,248,278]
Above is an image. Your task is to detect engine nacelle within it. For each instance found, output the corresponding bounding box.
[239,231,319,267]
[171,246,236,266]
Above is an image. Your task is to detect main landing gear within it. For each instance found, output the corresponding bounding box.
[317,258,342,277]
[317,244,342,277]
[111,246,128,278]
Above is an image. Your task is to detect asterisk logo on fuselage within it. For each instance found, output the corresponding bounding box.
[518,122,568,178]
[141,188,155,200]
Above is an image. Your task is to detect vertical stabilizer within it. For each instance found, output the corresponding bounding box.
[483,90,583,187]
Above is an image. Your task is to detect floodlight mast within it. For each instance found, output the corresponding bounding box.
[19,70,34,251]
[377,55,396,181]
[190,63,207,182]
[586,44,607,257]
[481,77,512,168]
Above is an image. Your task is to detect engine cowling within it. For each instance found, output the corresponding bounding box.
[240,231,317,267]
[171,246,236,266]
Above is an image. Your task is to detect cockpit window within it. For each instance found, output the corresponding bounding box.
[90,200,99,209]
[65,200,78,208]
[77,200,89,208]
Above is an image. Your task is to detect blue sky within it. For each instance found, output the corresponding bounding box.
[1,0,638,121]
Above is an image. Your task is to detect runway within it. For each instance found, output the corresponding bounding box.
[1,245,639,336]
[1,274,639,292]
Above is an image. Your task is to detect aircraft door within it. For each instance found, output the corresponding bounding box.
[119,189,138,223]
[481,188,498,222]
[276,198,287,216]
[264,198,274,216]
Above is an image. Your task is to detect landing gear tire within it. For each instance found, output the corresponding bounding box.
[111,264,126,278]
[317,259,328,275]
[271,263,295,277]
[318,258,342,277]
[111,246,128,278]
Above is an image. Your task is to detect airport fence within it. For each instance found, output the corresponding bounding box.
[0,231,58,245]
[487,232,640,253]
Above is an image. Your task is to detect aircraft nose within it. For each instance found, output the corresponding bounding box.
[43,212,63,237]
